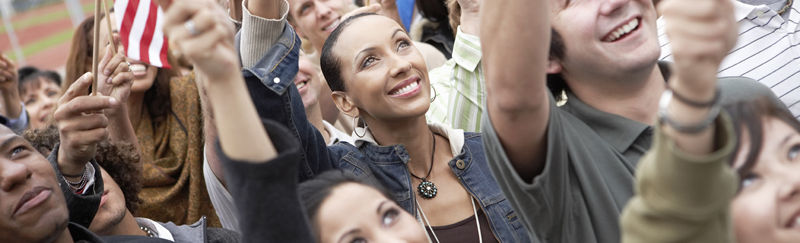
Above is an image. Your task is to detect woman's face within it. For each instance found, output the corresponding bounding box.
[732,118,800,243]
[315,183,427,243]
[21,78,61,129]
[332,16,431,122]
[99,14,158,94]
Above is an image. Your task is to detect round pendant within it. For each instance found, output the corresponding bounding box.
[417,181,438,199]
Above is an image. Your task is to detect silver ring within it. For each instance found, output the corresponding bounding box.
[184,20,198,36]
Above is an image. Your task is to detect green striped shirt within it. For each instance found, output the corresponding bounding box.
[426,27,484,132]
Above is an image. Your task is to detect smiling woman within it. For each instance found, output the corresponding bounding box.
[239,11,530,242]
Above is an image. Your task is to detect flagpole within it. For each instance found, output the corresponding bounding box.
[102,0,118,52]
[92,0,101,95]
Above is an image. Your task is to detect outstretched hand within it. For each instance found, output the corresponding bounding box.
[55,73,118,176]
[0,54,18,92]
[161,0,238,82]
[661,0,737,95]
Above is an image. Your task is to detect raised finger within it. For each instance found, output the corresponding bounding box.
[59,73,93,104]
[104,47,127,77]
[99,44,114,76]
[110,72,133,87]
[55,96,118,119]
[65,127,110,147]
[59,113,109,132]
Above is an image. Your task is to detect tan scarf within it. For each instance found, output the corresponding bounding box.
[134,73,219,227]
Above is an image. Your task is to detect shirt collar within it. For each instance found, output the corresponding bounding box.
[354,122,465,156]
[136,217,175,241]
[731,0,779,21]
[558,62,672,152]
[323,120,355,145]
[562,91,651,153]
[452,26,482,72]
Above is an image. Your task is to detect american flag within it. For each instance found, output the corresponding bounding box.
[114,0,170,68]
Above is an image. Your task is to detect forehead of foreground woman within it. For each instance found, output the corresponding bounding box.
[314,182,427,243]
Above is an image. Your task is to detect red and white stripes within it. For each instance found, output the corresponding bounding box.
[114,0,170,68]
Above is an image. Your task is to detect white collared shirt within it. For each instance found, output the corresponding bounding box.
[323,120,355,146]
[658,0,800,117]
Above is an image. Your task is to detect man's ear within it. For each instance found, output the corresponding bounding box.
[332,91,359,118]
[546,59,562,74]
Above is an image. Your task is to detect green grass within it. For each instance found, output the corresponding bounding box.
[0,2,97,35]
[6,28,74,61]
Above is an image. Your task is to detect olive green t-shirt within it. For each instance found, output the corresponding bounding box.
[481,75,780,243]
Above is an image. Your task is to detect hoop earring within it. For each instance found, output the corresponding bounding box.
[353,116,367,138]
[430,85,438,103]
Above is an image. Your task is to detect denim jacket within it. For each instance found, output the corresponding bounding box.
[236,23,531,243]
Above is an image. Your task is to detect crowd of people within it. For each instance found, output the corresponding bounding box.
[0,0,798,242]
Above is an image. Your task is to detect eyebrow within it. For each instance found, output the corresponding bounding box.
[391,28,404,39]
[780,134,796,149]
[0,136,24,152]
[354,47,377,65]
[338,229,361,243]
[353,28,407,65]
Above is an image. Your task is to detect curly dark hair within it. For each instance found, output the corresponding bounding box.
[23,126,144,213]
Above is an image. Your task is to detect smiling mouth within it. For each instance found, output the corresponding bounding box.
[787,211,800,229]
[322,18,341,32]
[130,63,148,78]
[603,17,641,42]
[388,78,421,96]
[296,79,309,90]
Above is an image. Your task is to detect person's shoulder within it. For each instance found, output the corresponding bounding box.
[718,76,775,100]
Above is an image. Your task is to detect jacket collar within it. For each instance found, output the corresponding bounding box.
[354,122,465,157]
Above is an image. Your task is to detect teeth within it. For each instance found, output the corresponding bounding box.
[390,81,419,95]
[323,19,340,31]
[606,18,639,42]
[296,81,307,89]
[130,64,146,73]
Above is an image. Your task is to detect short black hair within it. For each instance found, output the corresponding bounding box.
[298,170,393,236]
[320,12,378,92]
[17,66,62,95]
[546,28,569,102]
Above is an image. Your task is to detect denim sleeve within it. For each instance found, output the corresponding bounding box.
[240,23,336,181]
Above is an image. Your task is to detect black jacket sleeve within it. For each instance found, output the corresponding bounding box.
[218,118,315,242]
[48,144,104,228]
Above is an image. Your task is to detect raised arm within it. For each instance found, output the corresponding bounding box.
[162,0,274,162]
[163,1,316,240]
[622,0,739,242]
[481,0,551,180]
[0,55,25,133]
